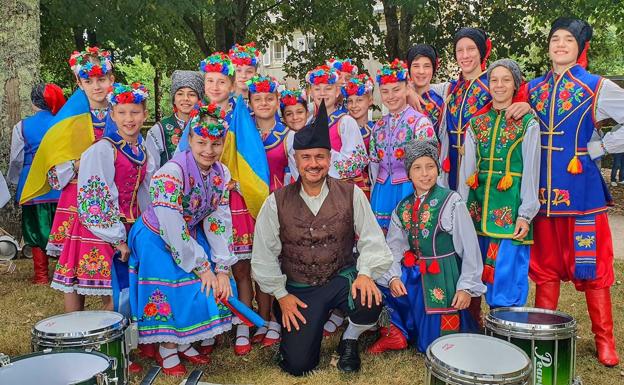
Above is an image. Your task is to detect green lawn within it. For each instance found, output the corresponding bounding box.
[0,259,622,385]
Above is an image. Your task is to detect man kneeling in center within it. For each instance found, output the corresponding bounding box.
[251,101,393,376]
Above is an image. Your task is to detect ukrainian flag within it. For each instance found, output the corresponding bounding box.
[221,95,270,218]
[20,89,94,204]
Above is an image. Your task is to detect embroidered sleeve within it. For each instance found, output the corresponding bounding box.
[411,115,437,141]
[150,173,184,213]
[330,115,368,179]
[47,160,77,190]
[203,165,236,269]
[77,142,126,244]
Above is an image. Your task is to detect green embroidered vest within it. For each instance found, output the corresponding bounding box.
[158,115,183,166]
[396,185,460,314]
[466,110,533,243]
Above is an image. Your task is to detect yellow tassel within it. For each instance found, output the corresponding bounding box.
[567,155,583,175]
[466,172,479,190]
[497,174,513,191]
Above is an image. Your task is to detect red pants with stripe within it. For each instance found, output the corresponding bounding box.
[529,213,614,291]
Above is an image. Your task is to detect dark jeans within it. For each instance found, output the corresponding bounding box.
[611,153,624,182]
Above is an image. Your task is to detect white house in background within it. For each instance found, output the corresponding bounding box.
[258,2,389,117]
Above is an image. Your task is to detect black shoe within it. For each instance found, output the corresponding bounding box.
[337,338,360,373]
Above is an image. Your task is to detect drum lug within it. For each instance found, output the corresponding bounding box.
[96,372,117,385]
[0,353,10,367]
[125,323,138,350]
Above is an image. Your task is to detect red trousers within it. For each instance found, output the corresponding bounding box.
[529,212,614,291]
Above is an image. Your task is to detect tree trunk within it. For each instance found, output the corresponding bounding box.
[154,66,161,121]
[382,0,400,60]
[0,0,41,237]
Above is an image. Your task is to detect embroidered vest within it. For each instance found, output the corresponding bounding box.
[465,110,533,243]
[157,115,183,166]
[422,89,445,136]
[444,72,492,190]
[143,150,227,231]
[17,111,61,204]
[328,109,347,152]
[275,178,355,286]
[528,64,610,216]
[372,106,435,184]
[396,186,460,314]
[262,121,290,192]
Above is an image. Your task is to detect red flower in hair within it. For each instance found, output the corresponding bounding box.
[256,81,271,93]
[282,95,297,106]
[207,103,217,113]
[315,75,329,84]
[90,66,103,77]
[346,82,359,96]
[69,57,77,66]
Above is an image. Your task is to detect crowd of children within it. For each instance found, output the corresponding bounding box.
[7,16,624,377]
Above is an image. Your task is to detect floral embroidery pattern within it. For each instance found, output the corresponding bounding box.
[164,122,183,153]
[556,78,584,115]
[207,217,225,234]
[181,225,191,242]
[150,174,183,211]
[430,287,446,304]
[575,235,595,248]
[418,203,433,238]
[496,119,521,151]
[47,168,62,190]
[552,189,571,206]
[531,83,551,113]
[142,288,173,322]
[333,145,369,179]
[49,214,76,243]
[468,201,482,222]
[76,247,111,278]
[489,206,513,228]
[78,176,118,228]
[473,115,493,147]
[54,261,72,276]
[448,80,490,120]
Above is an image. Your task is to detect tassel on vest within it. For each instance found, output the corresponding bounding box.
[418,258,441,275]
[496,174,513,191]
[442,157,450,173]
[466,172,479,190]
[482,265,495,284]
[567,155,583,175]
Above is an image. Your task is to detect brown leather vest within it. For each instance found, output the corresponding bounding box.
[275,177,355,286]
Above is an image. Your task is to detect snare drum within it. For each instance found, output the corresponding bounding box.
[485,307,577,385]
[425,333,532,385]
[32,311,131,385]
[0,350,114,385]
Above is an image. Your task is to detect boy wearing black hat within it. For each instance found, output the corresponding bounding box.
[406,44,445,136]
[526,17,624,367]
[251,102,392,376]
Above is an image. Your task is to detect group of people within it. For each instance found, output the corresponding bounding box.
[7,15,624,377]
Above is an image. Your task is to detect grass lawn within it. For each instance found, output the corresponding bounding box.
[0,259,622,385]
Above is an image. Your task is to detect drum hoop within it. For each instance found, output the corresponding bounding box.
[425,334,533,384]
[3,349,113,379]
[32,330,124,348]
[485,307,576,340]
[32,311,127,343]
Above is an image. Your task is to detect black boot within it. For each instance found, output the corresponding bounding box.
[337,338,360,373]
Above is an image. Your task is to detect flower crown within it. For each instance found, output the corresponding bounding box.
[229,42,262,67]
[305,65,339,85]
[279,89,307,109]
[107,83,149,105]
[342,73,374,98]
[326,58,359,75]
[246,75,280,94]
[188,99,228,140]
[376,59,409,85]
[199,52,235,76]
[69,46,113,79]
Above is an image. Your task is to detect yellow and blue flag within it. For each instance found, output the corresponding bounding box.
[20,89,94,204]
[221,95,270,218]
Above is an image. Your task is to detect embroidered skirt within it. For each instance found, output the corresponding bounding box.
[371,179,414,233]
[230,190,255,260]
[379,265,478,353]
[22,203,57,250]
[47,181,78,256]
[128,218,236,345]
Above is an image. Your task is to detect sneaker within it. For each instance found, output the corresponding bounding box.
[611,182,618,187]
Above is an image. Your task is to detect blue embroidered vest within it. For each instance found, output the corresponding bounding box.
[444,72,492,190]
[422,89,445,136]
[17,110,61,204]
[528,65,610,216]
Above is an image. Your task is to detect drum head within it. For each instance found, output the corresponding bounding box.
[428,334,530,380]
[486,307,576,339]
[34,310,125,336]
[0,351,109,385]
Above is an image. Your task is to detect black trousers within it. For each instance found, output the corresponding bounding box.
[273,274,382,376]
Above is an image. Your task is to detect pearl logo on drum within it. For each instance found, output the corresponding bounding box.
[534,346,553,385]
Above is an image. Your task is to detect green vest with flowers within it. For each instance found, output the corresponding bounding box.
[396,185,461,315]
[158,115,183,166]
[465,110,533,244]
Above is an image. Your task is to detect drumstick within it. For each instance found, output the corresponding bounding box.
[185,369,204,385]
[139,366,161,385]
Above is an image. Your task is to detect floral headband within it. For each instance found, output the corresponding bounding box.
[229,42,262,67]
[107,83,149,105]
[199,52,235,76]
[188,99,228,140]
[342,73,374,98]
[376,59,409,85]
[279,89,307,109]
[305,65,339,85]
[69,46,113,79]
[246,75,280,94]
[326,58,359,75]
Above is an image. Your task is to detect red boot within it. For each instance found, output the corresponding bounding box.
[585,287,620,367]
[137,343,157,359]
[31,247,50,284]
[128,361,143,373]
[366,325,408,354]
[535,281,560,310]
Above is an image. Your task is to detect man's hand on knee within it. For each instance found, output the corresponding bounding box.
[351,274,382,308]
[278,294,308,332]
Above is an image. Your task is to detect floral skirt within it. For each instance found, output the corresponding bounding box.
[50,215,122,296]
[47,181,78,256]
[230,190,255,260]
[128,217,237,345]
[371,179,414,233]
